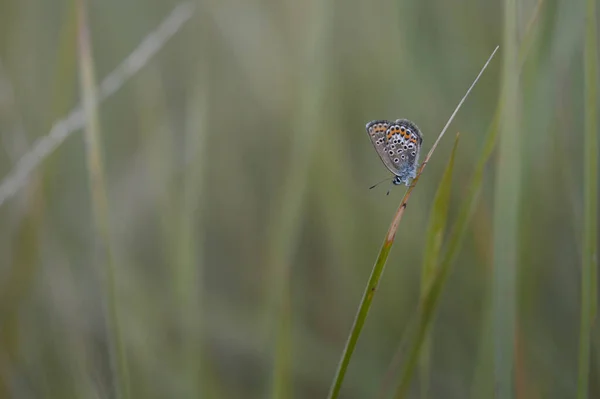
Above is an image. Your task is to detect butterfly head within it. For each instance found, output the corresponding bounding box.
[392,175,406,186]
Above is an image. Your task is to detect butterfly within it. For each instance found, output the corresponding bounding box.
[366,119,423,187]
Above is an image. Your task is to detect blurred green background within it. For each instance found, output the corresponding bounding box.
[0,0,598,398]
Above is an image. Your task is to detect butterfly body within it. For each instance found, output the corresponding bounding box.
[366,119,423,187]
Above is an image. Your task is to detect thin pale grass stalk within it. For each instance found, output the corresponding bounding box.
[577,0,598,396]
[326,46,499,399]
[76,2,130,398]
[268,1,334,397]
[0,2,195,208]
[492,0,520,396]
[394,134,460,399]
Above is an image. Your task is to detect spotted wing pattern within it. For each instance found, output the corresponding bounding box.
[365,120,396,173]
[386,119,422,170]
[366,118,423,185]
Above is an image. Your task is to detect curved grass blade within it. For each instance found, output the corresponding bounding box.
[418,132,459,398]
[577,0,598,396]
[420,137,457,300]
[326,47,499,399]
[76,2,130,397]
[394,134,460,399]
[377,113,497,399]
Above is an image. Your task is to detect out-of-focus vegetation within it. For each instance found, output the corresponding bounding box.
[0,0,597,398]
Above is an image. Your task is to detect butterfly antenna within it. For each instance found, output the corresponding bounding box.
[369,176,393,190]
[386,180,393,196]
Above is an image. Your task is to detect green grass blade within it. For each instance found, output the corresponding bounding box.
[420,140,457,298]
[394,134,460,399]
[76,2,130,398]
[493,0,520,395]
[418,133,459,398]
[577,0,598,396]
[326,225,396,399]
[268,1,334,397]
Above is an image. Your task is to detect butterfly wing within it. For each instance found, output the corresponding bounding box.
[367,119,423,183]
[389,119,422,168]
[366,120,398,174]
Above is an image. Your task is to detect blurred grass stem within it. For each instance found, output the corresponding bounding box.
[492,0,520,396]
[577,0,598,396]
[268,1,334,397]
[76,1,130,398]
